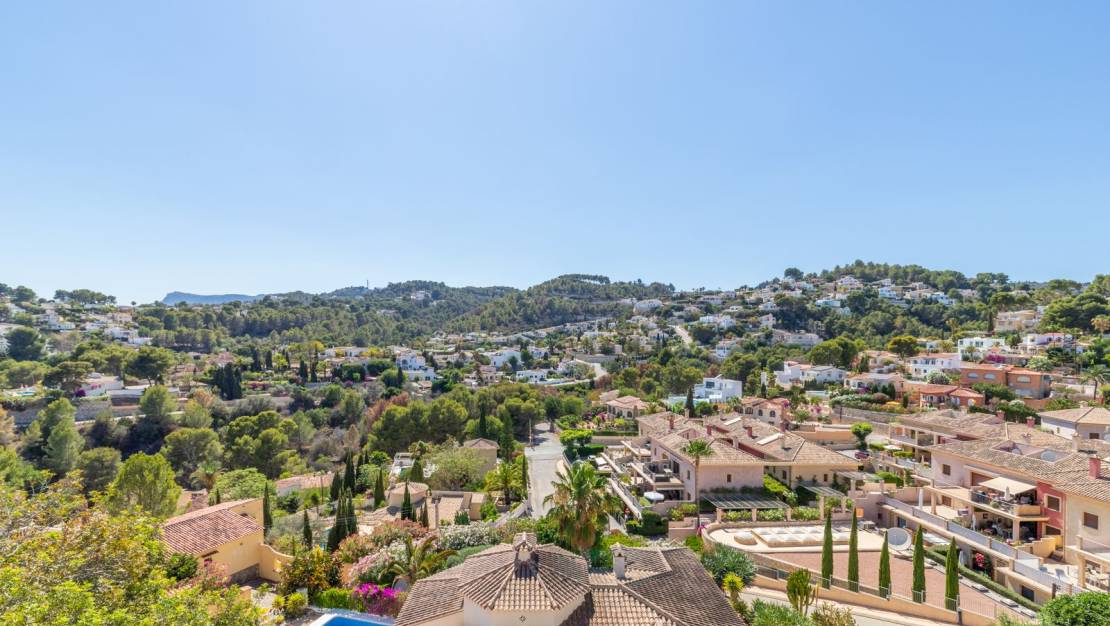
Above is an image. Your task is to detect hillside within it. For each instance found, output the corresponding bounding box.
[161,291,265,305]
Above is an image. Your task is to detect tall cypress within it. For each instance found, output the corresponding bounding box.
[329,472,342,502]
[519,454,528,498]
[400,482,413,521]
[419,503,429,528]
[912,526,926,603]
[373,468,385,508]
[499,421,514,461]
[409,458,424,482]
[299,360,309,381]
[478,413,488,439]
[878,531,892,599]
[262,482,273,535]
[345,491,358,537]
[944,537,960,611]
[344,454,356,492]
[214,487,221,504]
[847,511,859,591]
[820,515,833,589]
[685,387,695,415]
[302,509,313,547]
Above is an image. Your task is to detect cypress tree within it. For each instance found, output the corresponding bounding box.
[499,421,514,461]
[302,509,312,547]
[878,531,892,599]
[265,350,273,370]
[299,360,309,381]
[944,537,960,611]
[478,413,488,439]
[419,503,429,527]
[400,482,413,521]
[262,482,273,534]
[821,515,833,589]
[373,468,385,508]
[912,526,926,603]
[345,491,358,537]
[214,487,221,504]
[409,458,424,482]
[330,471,341,502]
[847,511,859,591]
[326,499,341,551]
[344,453,356,492]
[519,454,528,498]
[685,388,695,416]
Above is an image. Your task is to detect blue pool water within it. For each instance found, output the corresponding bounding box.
[311,613,393,626]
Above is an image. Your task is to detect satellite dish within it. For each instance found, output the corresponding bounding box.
[887,527,913,552]
[1040,450,1058,462]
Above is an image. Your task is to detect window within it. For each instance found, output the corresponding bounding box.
[1017,376,1031,383]
[1091,433,1101,440]
[686,470,691,480]
[985,374,996,380]
[968,373,979,379]
[942,464,951,476]
[823,474,828,482]
[726,474,732,483]
[1044,525,1061,536]
[770,411,777,417]
[1084,512,1100,530]
[1045,495,1061,511]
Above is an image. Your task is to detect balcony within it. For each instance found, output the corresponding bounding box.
[969,489,1042,517]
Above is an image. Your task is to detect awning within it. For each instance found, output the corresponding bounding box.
[978,476,1036,494]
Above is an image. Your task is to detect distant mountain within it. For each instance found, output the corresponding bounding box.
[161,291,265,305]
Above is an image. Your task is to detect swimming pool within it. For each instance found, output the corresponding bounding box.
[308,611,394,626]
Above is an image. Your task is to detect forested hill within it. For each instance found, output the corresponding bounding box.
[446,275,674,333]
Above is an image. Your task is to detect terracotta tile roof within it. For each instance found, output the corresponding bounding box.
[1039,406,1110,426]
[396,540,744,626]
[463,437,500,449]
[161,500,261,555]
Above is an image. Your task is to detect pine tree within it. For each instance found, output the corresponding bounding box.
[263,482,273,534]
[878,531,892,598]
[302,509,312,547]
[821,515,833,589]
[409,458,424,483]
[400,482,413,521]
[847,511,859,591]
[944,537,960,611]
[912,526,926,603]
[373,468,385,508]
[419,503,429,527]
[330,472,342,502]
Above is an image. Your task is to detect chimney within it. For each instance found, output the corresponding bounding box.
[1026,417,1035,429]
[612,543,626,579]
[1091,455,1102,479]
[744,425,754,439]
[668,415,674,431]
[706,425,712,437]
[996,410,1006,421]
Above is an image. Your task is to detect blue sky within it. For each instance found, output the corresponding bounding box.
[2,1,1108,304]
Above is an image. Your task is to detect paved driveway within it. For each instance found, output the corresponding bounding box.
[525,422,565,518]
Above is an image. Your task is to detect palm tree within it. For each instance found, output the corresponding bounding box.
[191,459,220,492]
[486,460,518,505]
[544,462,621,555]
[1082,365,1109,396]
[682,440,714,514]
[387,535,456,590]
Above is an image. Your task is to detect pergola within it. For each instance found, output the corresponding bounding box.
[704,494,789,523]
[799,484,849,519]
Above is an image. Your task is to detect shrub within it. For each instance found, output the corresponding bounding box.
[480,499,498,521]
[280,547,336,596]
[811,602,855,626]
[763,474,798,506]
[751,599,811,626]
[684,534,704,554]
[437,523,500,551]
[279,592,307,619]
[277,492,302,513]
[367,519,429,548]
[700,544,756,586]
[353,582,403,617]
[628,510,668,536]
[786,569,816,616]
[164,552,198,582]
[314,587,358,610]
[589,532,648,567]
[668,503,698,521]
[453,510,470,525]
[1040,591,1110,626]
[443,544,496,569]
[757,508,786,522]
[874,471,904,487]
[334,534,378,565]
[792,507,820,521]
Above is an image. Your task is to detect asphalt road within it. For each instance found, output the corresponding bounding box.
[525,421,565,518]
[672,324,693,346]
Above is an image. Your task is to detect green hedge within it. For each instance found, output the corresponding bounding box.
[925,548,1040,612]
[628,510,668,536]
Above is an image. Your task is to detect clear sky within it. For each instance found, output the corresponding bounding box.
[2,1,1108,304]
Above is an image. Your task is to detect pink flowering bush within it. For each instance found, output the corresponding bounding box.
[354,583,403,617]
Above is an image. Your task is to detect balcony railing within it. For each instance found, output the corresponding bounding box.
[970,490,1042,516]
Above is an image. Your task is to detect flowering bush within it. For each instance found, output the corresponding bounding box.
[368,519,430,548]
[343,541,408,586]
[335,534,378,565]
[436,524,499,551]
[353,583,404,617]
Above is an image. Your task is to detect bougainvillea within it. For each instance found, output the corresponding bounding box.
[354,583,404,616]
